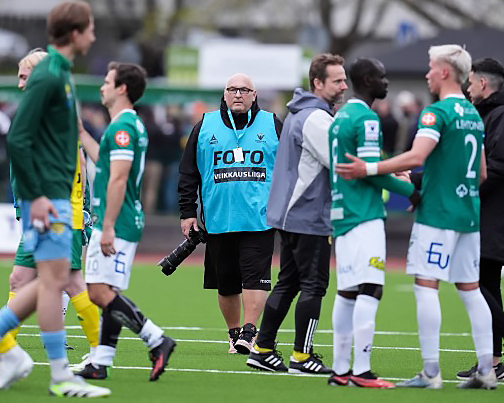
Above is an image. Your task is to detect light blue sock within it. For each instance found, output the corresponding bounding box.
[0,306,20,337]
[41,330,67,360]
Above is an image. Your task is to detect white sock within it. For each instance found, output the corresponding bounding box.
[139,319,164,349]
[458,288,493,375]
[50,357,73,383]
[414,284,441,376]
[62,292,70,319]
[332,295,355,375]
[92,345,116,367]
[352,294,379,376]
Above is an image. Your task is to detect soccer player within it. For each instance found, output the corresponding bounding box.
[0,1,110,397]
[0,49,100,386]
[328,58,419,389]
[336,45,496,390]
[76,62,176,381]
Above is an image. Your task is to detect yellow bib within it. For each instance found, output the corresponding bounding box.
[70,144,83,229]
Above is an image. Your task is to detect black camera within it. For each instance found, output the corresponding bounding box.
[158,226,208,276]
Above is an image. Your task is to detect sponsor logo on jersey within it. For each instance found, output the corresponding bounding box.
[115,131,131,147]
[364,120,379,140]
[454,102,464,117]
[421,112,437,126]
[259,279,271,284]
[213,167,266,183]
[209,134,218,144]
[369,257,385,271]
[213,150,264,165]
[255,133,266,143]
[456,184,468,198]
[65,83,73,108]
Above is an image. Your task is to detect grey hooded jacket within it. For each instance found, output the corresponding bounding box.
[266,88,334,236]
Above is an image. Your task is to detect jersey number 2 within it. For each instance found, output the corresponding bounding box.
[464,134,477,179]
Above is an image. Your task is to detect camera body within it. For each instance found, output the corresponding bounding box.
[158,226,208,276]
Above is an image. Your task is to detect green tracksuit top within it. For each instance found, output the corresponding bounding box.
[7,45,78,201]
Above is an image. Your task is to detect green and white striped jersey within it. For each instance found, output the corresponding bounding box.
[414,94,484,232]
[92,109,148,242]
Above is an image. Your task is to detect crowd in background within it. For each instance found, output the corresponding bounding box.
[0,90,424,215]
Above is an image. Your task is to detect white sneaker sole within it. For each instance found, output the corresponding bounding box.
[246,358,277,372]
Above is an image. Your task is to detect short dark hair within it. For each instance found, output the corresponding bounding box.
[472,57,504,91]
[108,62,147,104]
[47,1,92,47]
[309,53,345,91]
[349,58,381,89]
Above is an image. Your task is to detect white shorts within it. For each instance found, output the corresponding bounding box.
[335,219,386,291]
[85,229,138,291]
[406,223,480,283]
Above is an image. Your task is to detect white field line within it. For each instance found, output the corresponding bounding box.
[17,333,475,353]
[30,361,463,384]
[19,325,471,337]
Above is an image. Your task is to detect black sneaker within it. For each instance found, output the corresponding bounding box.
[289,352,333,374]
[246,348,288,372]
[496,363,504,380]
[149,336,176,381]
[457,363,477,380]
[228,327,241,354]
[457,363,504,381]
[74,363,109,380]
[235,323,257,355]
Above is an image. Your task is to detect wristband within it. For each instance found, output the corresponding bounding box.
[365,162,379,176]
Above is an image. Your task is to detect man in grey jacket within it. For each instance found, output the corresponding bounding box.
[246,54,347,374]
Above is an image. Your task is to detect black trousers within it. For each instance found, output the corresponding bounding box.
[480,257,504,357]
[256,230,331,353]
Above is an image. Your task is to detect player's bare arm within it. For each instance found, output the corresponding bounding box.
[78,118,100,163]
[101,159,131,256]
[335,136,437,179]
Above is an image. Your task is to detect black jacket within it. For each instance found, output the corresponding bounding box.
[477,90,504,263]
[178,97,283,222]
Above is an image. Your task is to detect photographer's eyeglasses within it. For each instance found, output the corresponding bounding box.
[226,87,254,95]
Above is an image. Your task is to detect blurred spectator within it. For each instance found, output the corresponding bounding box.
[81,104,107,141]
[395,90,423,152]
[374,99,398,156]
[157,105,185,214]
[139,106,164,214]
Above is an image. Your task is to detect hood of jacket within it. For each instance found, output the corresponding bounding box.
[286,88,334,116]
[475,90,504,118]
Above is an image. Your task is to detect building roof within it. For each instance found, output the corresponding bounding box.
[373,27,504,76]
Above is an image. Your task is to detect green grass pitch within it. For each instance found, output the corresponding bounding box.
[0,259,502,402]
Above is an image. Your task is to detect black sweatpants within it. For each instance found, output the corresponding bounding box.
[256,230,331,353]
[480,257,504,357]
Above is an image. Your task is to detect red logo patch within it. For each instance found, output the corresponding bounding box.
[421,112,437,126]
[115,131,131,147]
